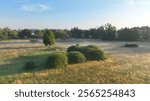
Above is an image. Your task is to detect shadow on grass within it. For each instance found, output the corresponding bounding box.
[0,54,50,76]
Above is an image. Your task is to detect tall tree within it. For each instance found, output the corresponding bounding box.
[43,30,55,46]
[140,26,150,40]
[55,30,69,40]
[0,30,8,40]
[18,29,31,39]
[101,23,117,40]
[118,28,140,41]
[97,26,105,39]
[70,27,84,38]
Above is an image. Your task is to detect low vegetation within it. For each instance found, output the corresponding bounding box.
[46,53,68,69]
[124,44,139,48]
[0,53,150,84]
[67,45,80,52]
[84,45,99,50]
[67,51,86,64]
[42,44,106,69]
[67,45,107,61]
[0,40,150,84]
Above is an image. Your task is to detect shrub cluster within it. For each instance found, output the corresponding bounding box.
[67,45,107,61]
[67,45,80,52]
[67,51,86,64]
[24,45,107,71]
[46,53,68,69]
[84,45,99,50]
[124,44,139,48]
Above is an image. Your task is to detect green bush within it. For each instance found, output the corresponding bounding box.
[67,45,99,52]
[24,61,36,71]
[67,45,80,52]
[78,46,106,61]
[77,47,95,60]
[67,45,107,61]
[67,51,86,64]
[124,44,139,48]
[43,30,55,46]
[87,49,107,61]
[84,45,99,50]
[46,53,68,69]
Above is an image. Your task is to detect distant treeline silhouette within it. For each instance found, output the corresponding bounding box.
[0,23,150,41]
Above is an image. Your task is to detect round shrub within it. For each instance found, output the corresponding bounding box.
[67,45,80,52]
[76,47,94,58]
[46,53,68,69]
[24,61,36,71]
[124,44,139,48]
[67,51,86,64]
[78,47,107,61]
[84,45,99,50]
[88,49,107,61]
[67,45,107,61]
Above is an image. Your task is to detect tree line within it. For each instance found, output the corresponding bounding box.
[0,23,150,41]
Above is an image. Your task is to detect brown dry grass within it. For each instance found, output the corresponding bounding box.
[0,40,150,84]
[0,54,150,84]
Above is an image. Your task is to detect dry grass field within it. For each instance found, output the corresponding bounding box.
[0,39,150,84]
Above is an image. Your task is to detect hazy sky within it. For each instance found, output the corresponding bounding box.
[0,0,150,29]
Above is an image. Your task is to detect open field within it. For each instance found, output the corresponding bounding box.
[0,39,150,84]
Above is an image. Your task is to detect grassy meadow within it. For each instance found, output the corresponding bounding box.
[0,39,150,84]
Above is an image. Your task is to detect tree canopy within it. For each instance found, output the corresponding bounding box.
[0,24,150,41]
[43,30,55,46]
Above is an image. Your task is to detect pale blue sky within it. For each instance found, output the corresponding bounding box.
[0,0,150,29]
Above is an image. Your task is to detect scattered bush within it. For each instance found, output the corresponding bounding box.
[24,61,36,71]
[84,45,99,50]
[46,53,68,69]
[67,51,86,64]
[77,47,95,59]
[67,45,80,52]
[79,48,106,61]
[88,49,107,61]
[67,45,98,53]
[124,44,139,48]
[67,45,107,61]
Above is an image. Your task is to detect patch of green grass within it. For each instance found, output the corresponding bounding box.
[0,48,51,75]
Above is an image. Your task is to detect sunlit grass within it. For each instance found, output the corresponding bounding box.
[0,40,150,84]
[0,54,150,84]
